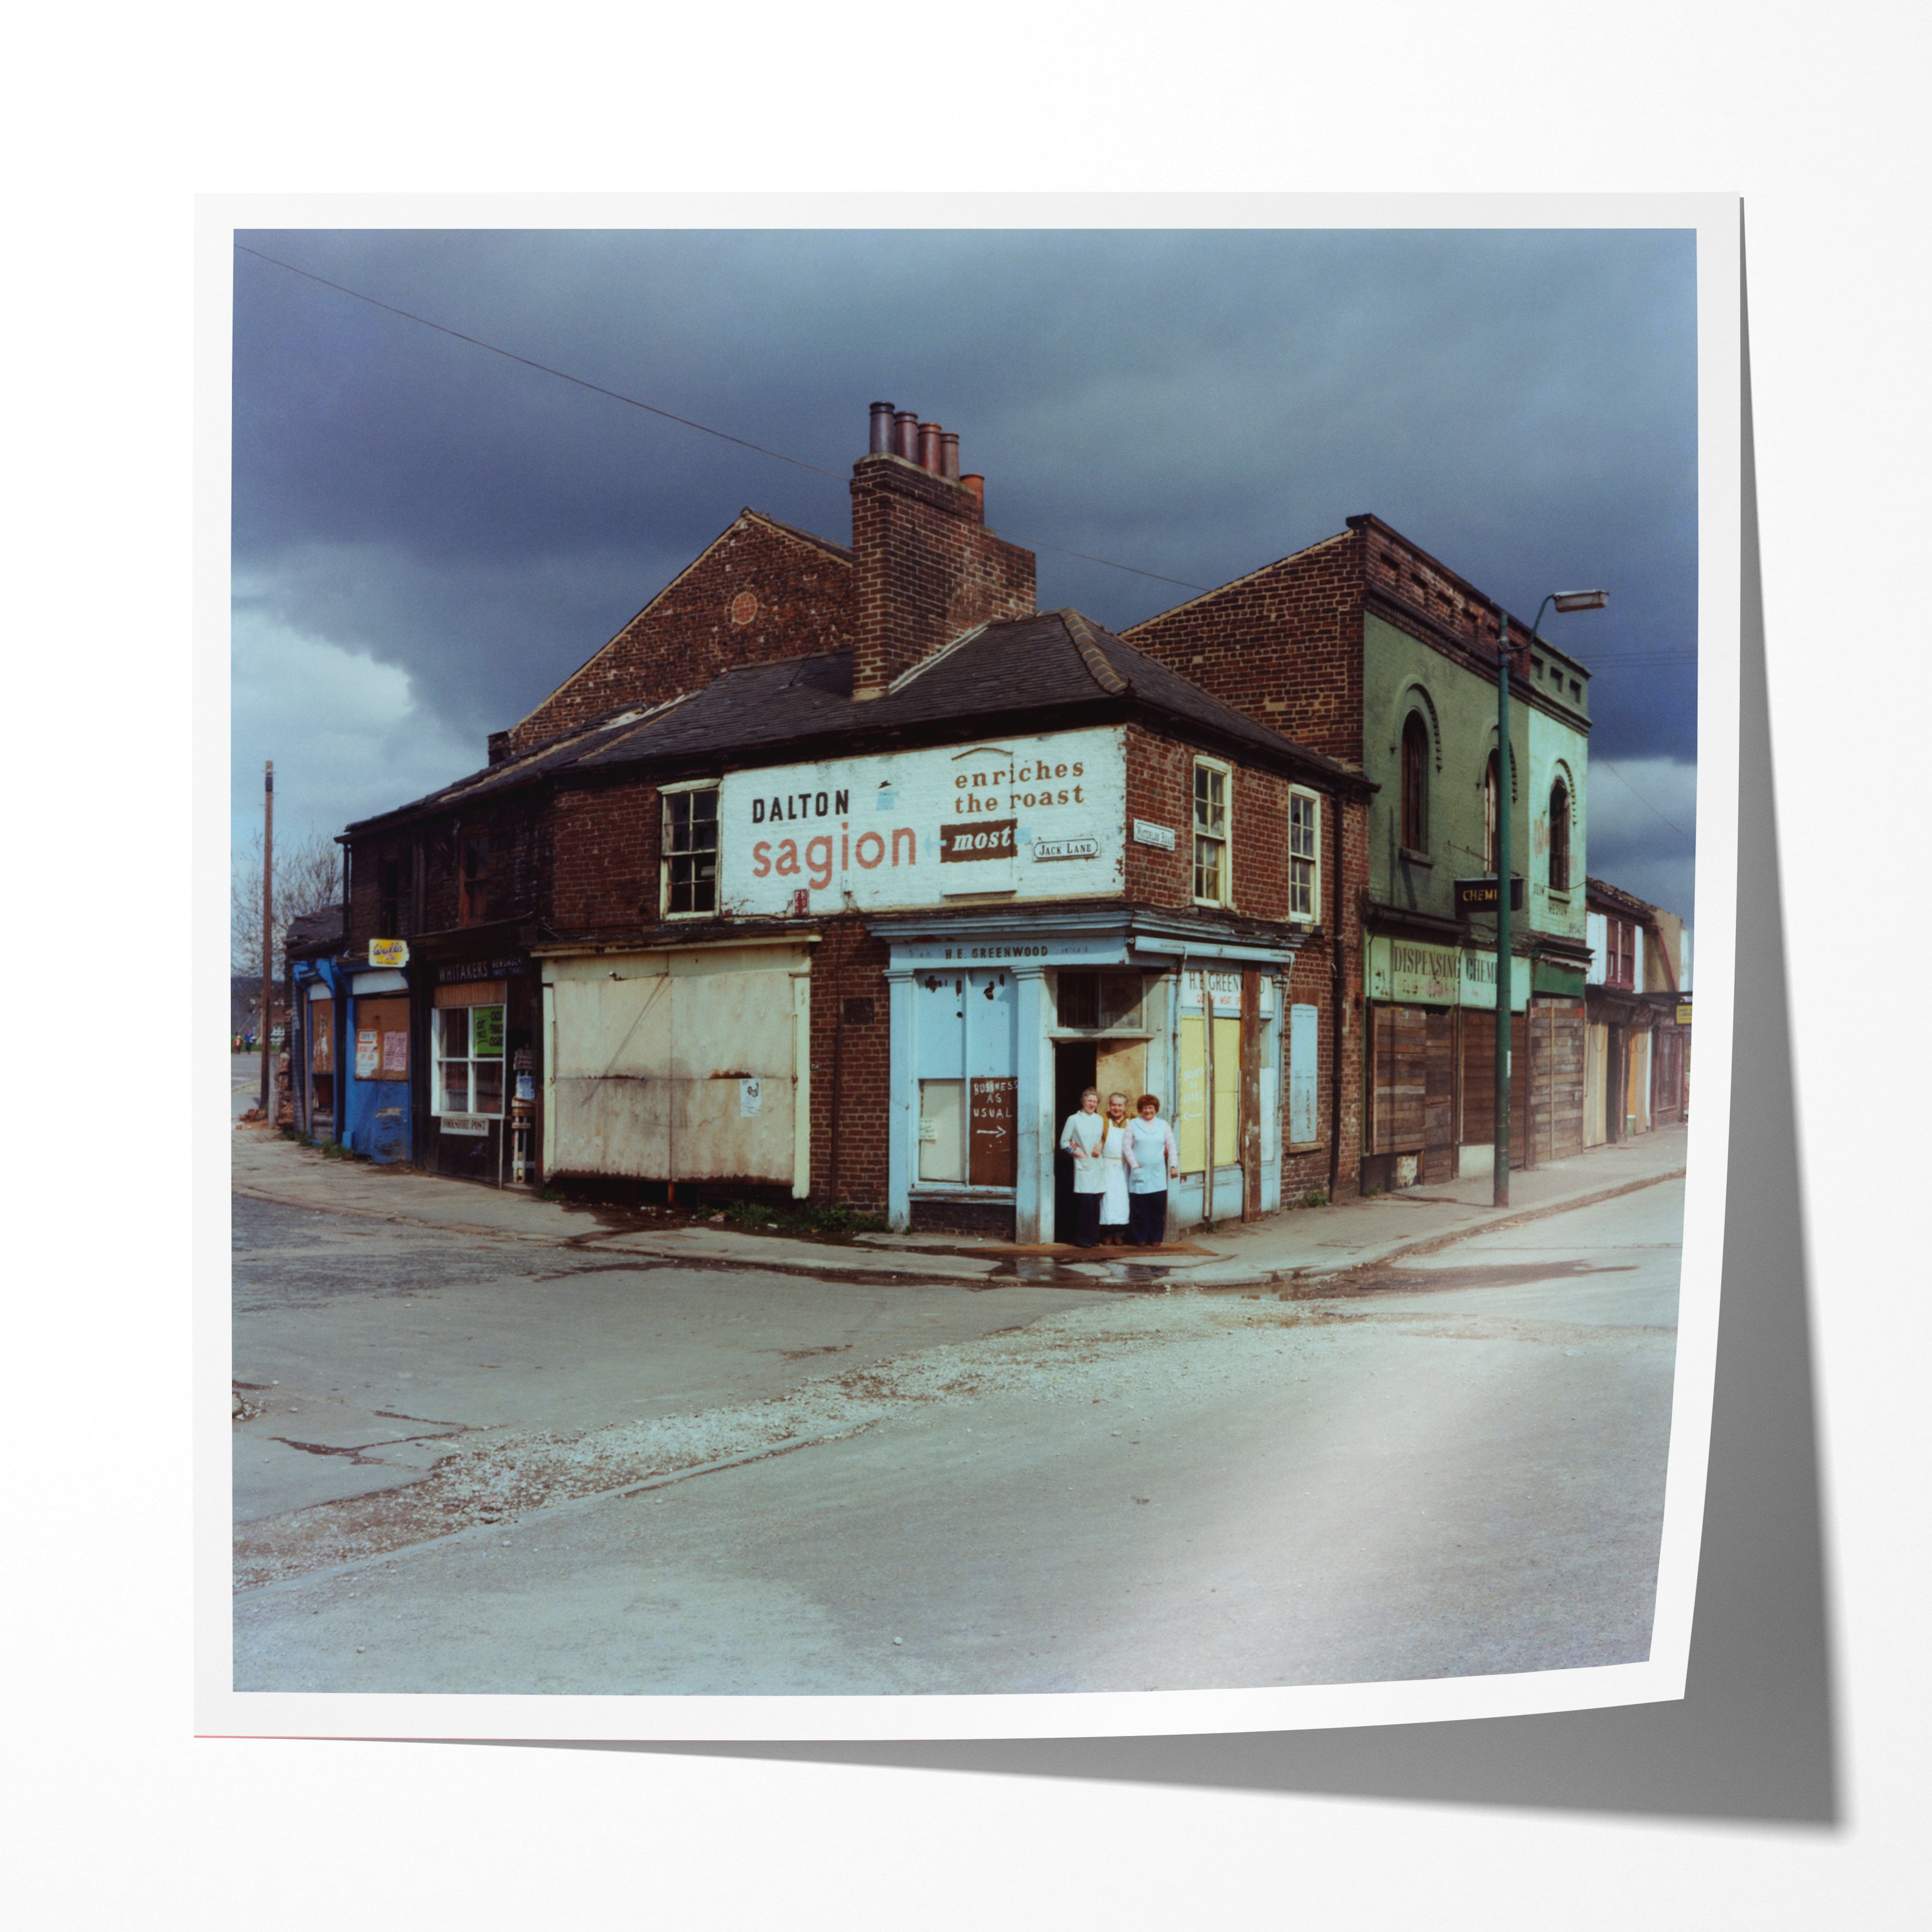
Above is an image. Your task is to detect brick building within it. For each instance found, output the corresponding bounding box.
[1584,876,1691,1146]
[1124,515,1597,1191]
[339,404,1372,1232]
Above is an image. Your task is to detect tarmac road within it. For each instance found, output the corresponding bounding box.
[231,1180,1683,1695]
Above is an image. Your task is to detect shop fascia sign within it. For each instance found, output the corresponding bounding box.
[367,938,409,968]
[1367,935,1528,1012]
[719,727,1127,918]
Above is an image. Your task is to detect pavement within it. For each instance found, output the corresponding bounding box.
[231,1051,1688,1295]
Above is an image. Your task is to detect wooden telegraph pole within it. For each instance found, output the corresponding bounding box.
[261,760,275,1125]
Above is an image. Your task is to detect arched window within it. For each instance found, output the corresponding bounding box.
[1400,712,1429,853]
[1484,751,1500,874]
[1549,778,1572,893]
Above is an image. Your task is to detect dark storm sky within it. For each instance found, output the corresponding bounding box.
[230,226,1700,922]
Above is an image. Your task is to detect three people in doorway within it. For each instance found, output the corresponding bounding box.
[1059,1089,1181,1248]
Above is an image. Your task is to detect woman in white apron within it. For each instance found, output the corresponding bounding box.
[1059,1086,1109,1248]
[1098,1092,1133,1244]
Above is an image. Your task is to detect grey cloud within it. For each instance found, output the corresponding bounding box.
[232,225,1699,880]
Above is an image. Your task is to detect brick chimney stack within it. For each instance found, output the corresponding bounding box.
[850,402,1036,700]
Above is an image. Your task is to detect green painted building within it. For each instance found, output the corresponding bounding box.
[1126,512,1597,1191]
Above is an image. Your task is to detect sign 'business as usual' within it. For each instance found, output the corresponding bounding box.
[719,727,1127,917]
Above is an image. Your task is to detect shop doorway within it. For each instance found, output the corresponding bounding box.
[1052,1040,1097,1244]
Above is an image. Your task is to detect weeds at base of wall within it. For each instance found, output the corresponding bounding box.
[722,1198,887,1237]
[1296,1190,1329,1210]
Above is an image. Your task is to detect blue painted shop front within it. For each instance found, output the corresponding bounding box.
[340,966,414,1163]
[872,909,1303,1242]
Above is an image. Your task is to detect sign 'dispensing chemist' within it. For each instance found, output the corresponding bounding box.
[718,727,1127,916]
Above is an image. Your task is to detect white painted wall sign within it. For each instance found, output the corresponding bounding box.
[720,727,1127,917]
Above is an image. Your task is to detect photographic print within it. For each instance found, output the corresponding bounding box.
[207,199,1737,1740]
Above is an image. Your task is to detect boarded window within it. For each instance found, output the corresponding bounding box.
[354,995,409,1083]
[1288,1002,1319,1146]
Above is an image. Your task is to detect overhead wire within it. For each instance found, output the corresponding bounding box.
[234,242,1212,594]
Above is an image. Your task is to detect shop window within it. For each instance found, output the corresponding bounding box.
[459,835,491,926]
[918,1079,967,1181]
[663,785,718,916]
[434,1004,505,1117]
[1400,714,1428,853]
[1289,788,1322,921]
[1193,759,1230,906]
[1549,779,1572,893]
[1056,972,1147,1032]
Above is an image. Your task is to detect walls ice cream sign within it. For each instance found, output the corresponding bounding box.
[720,727,1126,915]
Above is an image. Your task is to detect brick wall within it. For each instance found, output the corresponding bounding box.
[547,776,661,933]
[850,455,1035,698]
[507,512,854,752]
[346,800,542,950]
[1123,529,1368,764]
[808,916,892,1210]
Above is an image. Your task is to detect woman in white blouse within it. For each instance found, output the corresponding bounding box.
[1124,1093,1181,1247]
[1058,1086,1109,1248]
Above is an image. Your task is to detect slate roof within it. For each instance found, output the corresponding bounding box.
[347,608,1366,837]
[285,906,344,955]
[573,609,1363,785]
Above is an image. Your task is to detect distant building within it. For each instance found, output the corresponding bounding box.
[1583,876,1691,1143]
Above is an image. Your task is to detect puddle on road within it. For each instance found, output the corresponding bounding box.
[1337,1258,1638,1296]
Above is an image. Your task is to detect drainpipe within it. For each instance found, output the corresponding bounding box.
[1172,945,1187,1230]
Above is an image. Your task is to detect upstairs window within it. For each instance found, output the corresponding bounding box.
[1193,759,1230,906]
[1400,712,1429,853]
[1289,789,1321,922]
[664,784,719,916]
[1604,915,1637,989]
[379,857,403,936]
[1549,779,1572,893]
[458,835,491,926]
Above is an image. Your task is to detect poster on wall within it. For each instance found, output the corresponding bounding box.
[719,727,1126,917]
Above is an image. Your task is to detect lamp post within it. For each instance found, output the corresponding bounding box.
[1493,589,1606,1207]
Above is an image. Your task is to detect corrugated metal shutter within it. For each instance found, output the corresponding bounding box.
[1289,1002,1319,1146]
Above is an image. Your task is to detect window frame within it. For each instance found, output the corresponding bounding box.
[1548,778,1572,894]
[1399,711,1429,854]
[431,1003,506,1119]
[458,833,491,927]
[1288,786,1322,924]
[660,779,721,920]
[1191,756,1232,908]
[1483,750,1501,876]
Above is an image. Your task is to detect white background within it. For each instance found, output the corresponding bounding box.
[15,5,1925,1926]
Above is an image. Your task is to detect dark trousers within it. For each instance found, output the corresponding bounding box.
[1072,1194,1102,1248]
[1127,1190,1168,1247]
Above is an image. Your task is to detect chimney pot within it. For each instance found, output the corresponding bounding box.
[961,474,984,512]
[869,401,894,455]
[940,431,960,481]
[918,421,944,474]
[893,410,918,460]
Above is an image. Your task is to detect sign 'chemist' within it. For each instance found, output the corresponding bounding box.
[718,727,1127,916]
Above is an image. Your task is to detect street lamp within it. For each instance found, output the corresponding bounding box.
[1493,588,1607,1207]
